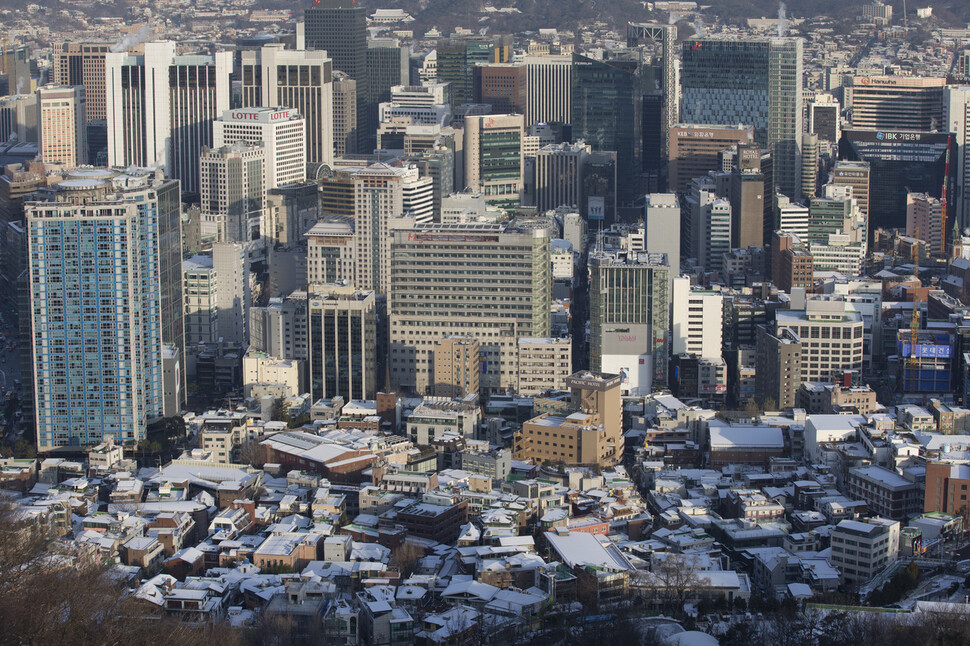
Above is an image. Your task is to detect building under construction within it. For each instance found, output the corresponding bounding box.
[896,329,954,394]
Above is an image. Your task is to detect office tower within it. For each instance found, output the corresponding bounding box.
[366,38,409,127]
[525,54,571,127]
[628,23,678,161]
[755,325,802,409]
[944,86,970,229]
[839,129,953,231]
[644,193,681,282]
[25,170,182,450]
[52,43,110,121]
[684,176,732,272]
[350,163,430,293]
[582,152,618,227]
[667,124,754,194]
[432,337,480,398]
[730,143,767,249]
[213,107,307,191]
[199,144,265,243]
[534,141,589,213]
[379,83,451,127]
[771,231,813,293]
[86,120,107,166]
[250,291,309,361]
[0,45,31,97]
[774,296,864,383]
[572,54,640,205]
[0,164,44,303]
[308,285,377,403]
[306,217,356,286]
[671,277,723,358]
[681,37,803,199]
[802,133,819,199]
[239,44,334,167]
[183,255,218,346]
[332,72,358,157]
[389,218,552,394]
[641,92,664,190]
[464,114,524,207]
[402,143,455,220]
[265,182,320,248]
[830,160,870,223]
[588,250,669,395]
[105,43,232,194]
[807,184,866,250]
[846,76,945,131]
[213,242,251,346]
[303,0,369,152]
[437,36,512,108]
[36,86,86,167]
[775,193,809,240]
[808,93,841,145]
[907,193,946,257]
[0,94,37,143]
[474,64,527,119]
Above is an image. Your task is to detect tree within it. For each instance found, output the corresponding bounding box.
[390,540,426,578]
[744,398,760,419]
[652,553,704,614]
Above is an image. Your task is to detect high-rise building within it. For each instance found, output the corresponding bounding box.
[389,218,552,394]
[306,217,356,286]
[681,37,803,199]
[303,0,369,152]
[213,107,307,191]
[183,255,219,347]
[332,72,358,157]
[644,193,681,283]
[808,93,841,145]
[802,133,819,199]
[366,38,409,129]
[0,45,31,97]
[906,193,946,258]
[199,144,265,243]
[839,129,954,231]
[52,43,109,121]
[775,193,809,240]
[588,249,669,395]
[436,36,512,108]
[572,54,640,205]
[36,86,86,167]
[830,160,870,223]
[667,124,754,194]
[239,44,334,167]
[534,140,589,213]
[944,86,970,229]
[683,175,732,272]
[774,295,864,383]
[771,231,814,294]
[525,54,571,126]
[846,76,945,131]
[213,242,251,347]
[0,94,38,144]
[432,337,480,398]
[473,64,527,119]
[730,143,767,249]
[308,284,377,403]
[25,169,183,450]
[105,43,233,195]
[464,114,524,208]
[671,277,723,359]
[755,325,802,409]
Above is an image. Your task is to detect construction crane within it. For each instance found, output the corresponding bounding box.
[909,225,920,391]
[941,136,951,258]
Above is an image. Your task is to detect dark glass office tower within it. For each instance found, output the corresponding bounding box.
[304,0,370,151]
[571,54,641,208]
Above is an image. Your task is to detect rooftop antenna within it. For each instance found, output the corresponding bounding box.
[902,0,908,30]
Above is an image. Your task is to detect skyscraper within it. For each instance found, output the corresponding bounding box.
[389,218,552,394]
[200,144,265,243]
[572,54,640,205]
[525,54,571,126]
[25,169,182,450]
[239,44,334,167]
[332,72,358,157]
[436,36,512,108]
[366,38,409,131]
[473,64,528,119]
[52,43,109,121]
[464,114,524,208]
[681,37,803,199]
[534,141,590,213]
[846,76,945,131]
[105,42,233,195]
[944,86,970,229]
[308,285,377,403]
[303,0,369,152]
[212,107,306,191]
[36,86,87,167]
[588,249,669,395]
